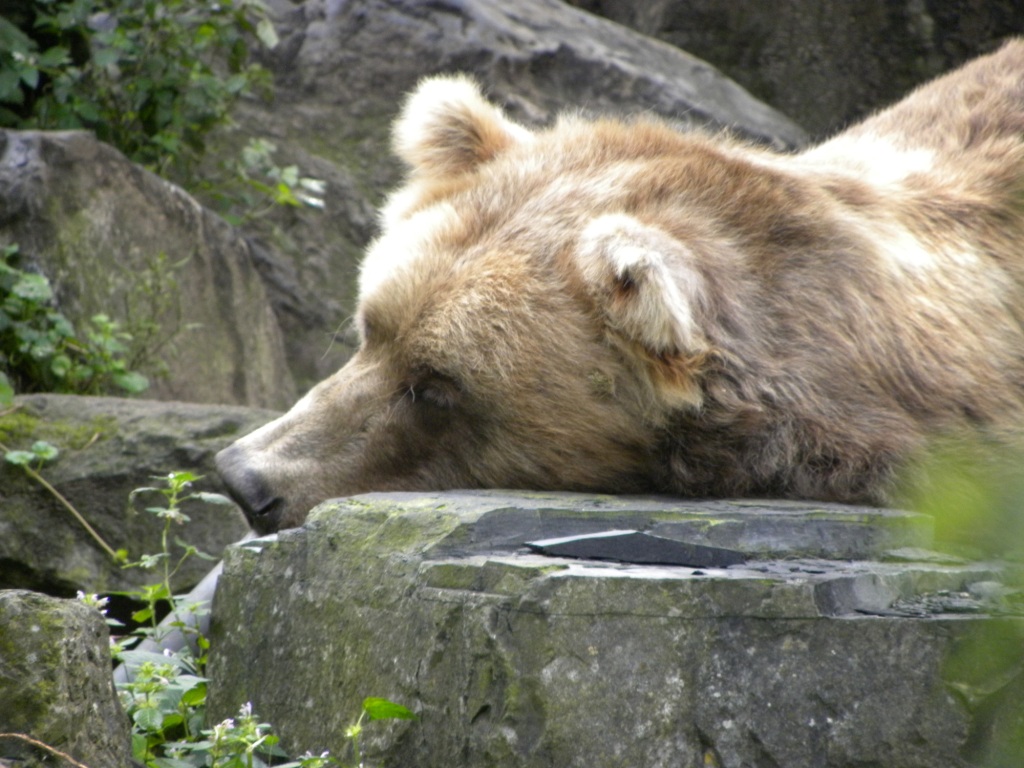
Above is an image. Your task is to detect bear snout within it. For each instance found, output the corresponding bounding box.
[215,444,284,535]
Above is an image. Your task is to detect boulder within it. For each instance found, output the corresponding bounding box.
[0,394,273,597]
[0,129,296,408]
[211,0,807,389]
[567,0,1024,138]
[208,491,1023,767]
[0,589,132,768]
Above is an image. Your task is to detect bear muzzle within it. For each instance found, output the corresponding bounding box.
[215,444,285,535]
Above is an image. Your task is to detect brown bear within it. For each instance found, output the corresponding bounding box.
[217,41,1024,534]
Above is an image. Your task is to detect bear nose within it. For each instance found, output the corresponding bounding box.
[215,445,283,534]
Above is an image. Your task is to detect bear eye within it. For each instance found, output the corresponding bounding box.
[408,371,461,409]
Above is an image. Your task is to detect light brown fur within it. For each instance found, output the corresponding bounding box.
[217,42,1024,533]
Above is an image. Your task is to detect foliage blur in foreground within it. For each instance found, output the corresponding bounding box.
[903,441,1024,768]
[906,439,1024,560]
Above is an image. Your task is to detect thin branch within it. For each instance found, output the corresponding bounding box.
[0,733,93,768]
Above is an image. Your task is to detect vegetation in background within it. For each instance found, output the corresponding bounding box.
[0,0,326,219]
[0,2,323,405]
[200,137,326,227]
[0,244,148,401]
[0,0,277,180]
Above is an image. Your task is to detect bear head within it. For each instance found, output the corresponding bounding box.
[216,75,726,533]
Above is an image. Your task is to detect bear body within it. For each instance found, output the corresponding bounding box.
[218,41,1024,533]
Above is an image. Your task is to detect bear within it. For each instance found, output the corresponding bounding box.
[217,41,1024,535]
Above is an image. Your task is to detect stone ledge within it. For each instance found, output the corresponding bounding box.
[208,491,1022,768]
[329,489,934,561]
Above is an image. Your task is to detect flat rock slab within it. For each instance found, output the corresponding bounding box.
[343,489,935,560]
[208,492,1021,768]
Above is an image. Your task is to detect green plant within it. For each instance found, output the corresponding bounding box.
[0,439,415,767]
[125,471,227,639]
[0,244,149,397]
[0,0,278,181]
[110,472,416,767]
[203,138,326,227]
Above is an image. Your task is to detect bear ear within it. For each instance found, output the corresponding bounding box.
[575,214,710,409]
[392,74,532,179]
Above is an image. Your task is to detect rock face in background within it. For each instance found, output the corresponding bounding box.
[209,492,1023,768]
[0,590,132,768]
[0,130,296,409]
[568,0,1024,138]
[0,394,273,596]
[214,0,807,391]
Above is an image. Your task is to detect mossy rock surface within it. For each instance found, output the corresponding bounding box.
[0,589,132,767]
[209,491,1022,767]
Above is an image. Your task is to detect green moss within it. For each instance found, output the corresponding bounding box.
[422,563,480,591]
[0,410,117,450]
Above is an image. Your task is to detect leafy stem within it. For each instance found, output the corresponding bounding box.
[1,437,123,562]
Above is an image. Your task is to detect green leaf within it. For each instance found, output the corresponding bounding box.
[273,182,299,207]
[132,705,164,732]
[19,67,40,90]
[0,18,35,53]
[4,450,35,466]
[38,45,70,69]
[113,370,149,394]
[30,440,59,461]
[91,46,121,69]
[160,711,185,731]
[50,353,72,378]
[166,470,201,485]
[12,272,53,302]
[0,68,24,103]
[256,18,279,49]
[362,697,416,721]
[132,607,154,624]
[180,680,207,707]
[130,731,149,760]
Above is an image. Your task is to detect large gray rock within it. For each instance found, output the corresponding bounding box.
[214,0,807,389]
[0,589,132,768]
[0,394,273,596]
[0,129,296,408]
[568,0,1024,138]
[208,491,1022,767]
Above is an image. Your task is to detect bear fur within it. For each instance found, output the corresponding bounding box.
[217,42,1024,534]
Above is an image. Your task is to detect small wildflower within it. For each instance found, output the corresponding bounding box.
[76,591,109,614]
